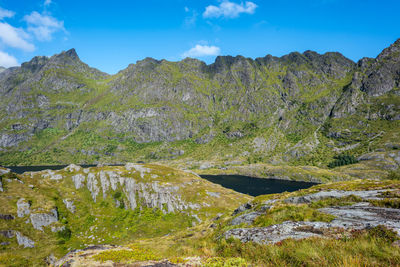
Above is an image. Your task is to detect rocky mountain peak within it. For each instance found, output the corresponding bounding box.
[21,56,49,73]
[49,48,81,66]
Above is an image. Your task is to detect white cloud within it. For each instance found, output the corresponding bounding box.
[44,0,52,6]
[0,6,15,20]
[0,50,18,68]
[203,1,257,19]
[184,6,189,12]
[182,44,221,58]
[184,10,198,28]
[24,11,65,41]
[0,22,35,51]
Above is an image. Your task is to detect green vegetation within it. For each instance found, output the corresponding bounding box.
[253,205,335,227]
[328,154,359,168]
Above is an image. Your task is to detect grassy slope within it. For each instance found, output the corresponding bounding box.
[0,165,250,266]
[52,178,400,266]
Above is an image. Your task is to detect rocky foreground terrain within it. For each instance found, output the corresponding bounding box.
[1,164,400,266]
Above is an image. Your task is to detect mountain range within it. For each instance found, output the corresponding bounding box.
[0,39,399,180]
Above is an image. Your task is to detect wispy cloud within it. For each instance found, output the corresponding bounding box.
[0,6,15,20]
[0,22,35,51]
[0,50,18,67]
[183,7,198,29]
[24,11,65,41]
[182,44,221,58]
[44,0,52,6]
[203,1,257,19]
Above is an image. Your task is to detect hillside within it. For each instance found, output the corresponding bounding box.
[0,165,250,266]
[0,40,399,182]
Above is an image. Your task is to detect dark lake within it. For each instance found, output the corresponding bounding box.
[6,165,98,174]
[200,174,318,197]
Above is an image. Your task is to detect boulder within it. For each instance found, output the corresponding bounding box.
[30,209,58,231]
[15,231,35,248]
[17,198,31,217]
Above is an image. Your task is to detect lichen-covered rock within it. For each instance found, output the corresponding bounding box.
[30,209,58,231]
[99,171,110,199]
[51,225,66,232]
[284,189,387,204]
[41,170,63,181]
[63,199,76,213]
[125,163,150,178]
[15,231,35,248]
[86,173,100,202]
[71,173,85,189]
[17,198,30,217]
[64,164,81,172]
[230,211,263,226]
[206,191,220,198]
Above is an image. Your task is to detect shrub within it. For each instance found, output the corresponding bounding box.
[387,171,400,180]
[367,225,398,242]
[328,154,358,168]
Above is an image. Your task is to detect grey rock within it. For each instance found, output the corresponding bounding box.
[232,202,253,215]
[16,231,35,248]
[64,164,81,172]
[230,212,263,226]
[199,162,213,170]
[0,230,14,238]
[63,199,76,213]
[30,208,58,231]
[225,202,400,244]
[46,253,57,266]
[72,173,85,189]
[225,221,322,244]
[86,173,100,202]
[206,191,220,198]
[17,198,31,217]
[284,190,386,204]
[51,225,66,232]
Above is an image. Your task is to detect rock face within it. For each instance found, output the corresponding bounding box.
[15,231,35,248]
[63,199,76,213]
[17,198,31,217]
[30,209,58,231]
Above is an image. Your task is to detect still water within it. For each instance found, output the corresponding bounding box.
[200,174,317,197]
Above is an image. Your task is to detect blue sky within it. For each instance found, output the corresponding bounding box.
[0,0,399,74]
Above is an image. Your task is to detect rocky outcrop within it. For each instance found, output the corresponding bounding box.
[30,209,58,231]
[225,202,400,244]
[17,198,31,217]
[41,170,63,181]
[284,189,386,204]
[15,231,35,248]
[63,199,76,213]
[72,173,85,189]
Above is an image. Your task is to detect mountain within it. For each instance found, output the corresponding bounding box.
[0,40,399,181]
